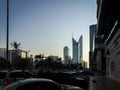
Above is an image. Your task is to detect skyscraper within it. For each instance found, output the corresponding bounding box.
[78,35,83,63]
[63,46,70,64]
[72,38,78,64]
[90,24,96,51]
[72,35,83,64]
[89,24,96,69]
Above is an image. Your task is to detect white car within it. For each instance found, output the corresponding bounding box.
[1,78,84,90]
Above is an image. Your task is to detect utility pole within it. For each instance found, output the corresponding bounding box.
[6,0,9,60]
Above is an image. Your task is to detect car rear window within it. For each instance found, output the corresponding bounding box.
[9,72,30,78]
[10,72,25,78]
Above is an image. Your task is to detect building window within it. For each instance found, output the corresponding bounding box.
[111,61,115,71]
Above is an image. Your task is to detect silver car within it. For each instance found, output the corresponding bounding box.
[0,70,8,90]
[1,78,84,90]
[0,69,34,89]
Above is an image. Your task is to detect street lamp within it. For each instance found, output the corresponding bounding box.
[6,0,9,60]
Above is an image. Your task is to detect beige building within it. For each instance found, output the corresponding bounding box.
[105,28,120,81]
[0,48,6,59]
[0,48,28,63]
[9,50,27,63]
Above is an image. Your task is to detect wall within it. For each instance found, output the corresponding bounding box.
[106,27,120,81]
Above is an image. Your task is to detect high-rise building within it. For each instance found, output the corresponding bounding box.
[72,35,83,64]
[0,48,6,59]
[89,24,96,69]
[90,24,96,51]
[63,46,70,64]
[72,38,78,64]
[78,35,83,63]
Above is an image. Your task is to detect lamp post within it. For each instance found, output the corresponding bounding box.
[6,0,9,60]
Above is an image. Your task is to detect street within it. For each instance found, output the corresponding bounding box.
[89,76,120,90]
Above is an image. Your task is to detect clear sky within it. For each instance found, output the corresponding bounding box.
[0,0,96,64]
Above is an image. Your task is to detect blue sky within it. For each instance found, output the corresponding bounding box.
[0,0,96,63]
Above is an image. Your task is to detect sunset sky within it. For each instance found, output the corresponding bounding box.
[0,0,96,65]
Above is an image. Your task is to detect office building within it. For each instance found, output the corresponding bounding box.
[89,24,96,70]
[78,35,83,63]
[63,46,70,64]
[72,35,83,65]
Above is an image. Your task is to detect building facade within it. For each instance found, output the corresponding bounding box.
[0,48,27,63]
[0,48,6,59]
[78,35,83,64]
[97,0,120,81]
[94,36,105,71]
[9,50,27,63]
[72,38,78,64]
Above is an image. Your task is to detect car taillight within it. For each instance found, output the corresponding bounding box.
[3,79,8,86]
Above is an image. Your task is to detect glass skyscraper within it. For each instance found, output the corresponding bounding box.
[78,35,83,63]
[72,38,78,64]
[90,24,96,51]
[72,35,83,64]
[89,24,96,69]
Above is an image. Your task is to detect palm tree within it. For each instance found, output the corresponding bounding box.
[35,54,44,61]
[11,41,21,59]
[11,41,21,50]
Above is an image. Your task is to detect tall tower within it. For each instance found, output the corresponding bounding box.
[72,38,78,64]
[90,25,96,51]
[89,24,96,69]
[72,35,83,64]
[63,46,70,64]
[78,35,83,63]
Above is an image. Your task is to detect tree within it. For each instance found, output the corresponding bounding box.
[0,57,11,70]
[35,56,64,72]
[11,41,21,50]
[10,41,21,60]
[12,57,33,70]
[35,54,44,61]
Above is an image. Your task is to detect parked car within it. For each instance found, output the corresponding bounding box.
[79,70,94,76]
[0,70,34,88]
[1,78,84,90]
[37,72,89,90]
[0,70,8,89]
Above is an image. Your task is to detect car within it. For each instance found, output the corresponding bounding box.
[79,70,94,76]
[0,70,34,88]
[37,72,89,90]
[1,78,85,90]
[0,70,8,89]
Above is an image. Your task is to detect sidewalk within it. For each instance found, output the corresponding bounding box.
[89,76,120,90]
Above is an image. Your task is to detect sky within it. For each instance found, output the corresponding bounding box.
[0,0,97,64]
